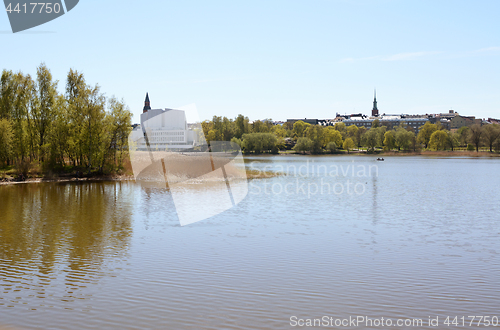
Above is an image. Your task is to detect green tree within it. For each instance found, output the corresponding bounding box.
[347,125,358,140]
[0,70,14,119]
[212,115,224,137]
[394,126,414,151]
[272,124,287,138]
[383,131,395,151]
[292,120,310,138]
[362,129,378,151]
[220,116,234,141]
[252,119,271,133]
[201,120,213,139]
[293,137,313,154]
[234,114,250,139]
[0,65,132,175]
[66,68,88,166]
[81,84,106,172]
[429,130,449,150]
[326,141,337,153]
[0,118,13,165]
[206,129,221,144]
[305,125,324,153]
[32,63,59,161]
[241,133,277,154]
[47,94,70,167]
[333,122,347,138]
[323,126,343,149]
[103,97,132,170]
[417,122,438,148]
[11,72,34,162]
[354,126,366,148]
[375,126,387,147]
[275,138,285,152]
[230,137,242,148]
[282,121,293,130]
[343,138,355,154]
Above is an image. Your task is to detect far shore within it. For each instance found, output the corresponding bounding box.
[245,149,500,157]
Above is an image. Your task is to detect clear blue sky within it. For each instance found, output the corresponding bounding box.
[1,0,499,123]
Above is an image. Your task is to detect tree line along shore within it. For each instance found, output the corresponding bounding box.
[0,64,132,181]
[2,65,499,182]
[202,114,500,155]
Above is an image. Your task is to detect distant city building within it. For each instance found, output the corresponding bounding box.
[449,114,481,130]
[286,118,319,125]
[343,114,429,133]
[436,110,457,120]
[372,90,379,117]
[318,119,337,126]
[284,92,485,134]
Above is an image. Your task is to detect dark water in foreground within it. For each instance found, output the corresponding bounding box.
[1,156,499,329]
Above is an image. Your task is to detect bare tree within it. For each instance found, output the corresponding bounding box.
[482,124,500,152]
[469,124,483,152]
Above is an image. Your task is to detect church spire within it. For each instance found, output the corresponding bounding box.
[143,93,151,113]
[372,89,379,117]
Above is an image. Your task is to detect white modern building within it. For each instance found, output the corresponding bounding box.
[131,93,203,151]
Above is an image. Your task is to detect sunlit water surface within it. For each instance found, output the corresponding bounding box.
[1,156,499,329]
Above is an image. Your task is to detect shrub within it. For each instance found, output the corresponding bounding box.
[293,137,313,154]
[326,142,337,153]
[241,133,277,154]
[15,159,32,178]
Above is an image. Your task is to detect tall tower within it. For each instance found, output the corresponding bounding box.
[143,93,151,113]
[371,89,379,117]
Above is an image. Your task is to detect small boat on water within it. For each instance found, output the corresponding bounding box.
[376,158,385,161]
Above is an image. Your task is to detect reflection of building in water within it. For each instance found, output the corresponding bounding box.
[131,93,202,151]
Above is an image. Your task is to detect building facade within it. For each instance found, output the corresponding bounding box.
[286,118,319,125]
[130,94,202,151]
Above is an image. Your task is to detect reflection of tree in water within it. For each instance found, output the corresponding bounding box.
[139,184,178,229]
[0,182,133,306]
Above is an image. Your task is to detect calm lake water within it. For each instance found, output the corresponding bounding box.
[1,155,499,329]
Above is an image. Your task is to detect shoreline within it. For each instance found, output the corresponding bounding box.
[0,175,135,186]
[251,150,500,157]
[0,169,282,186]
